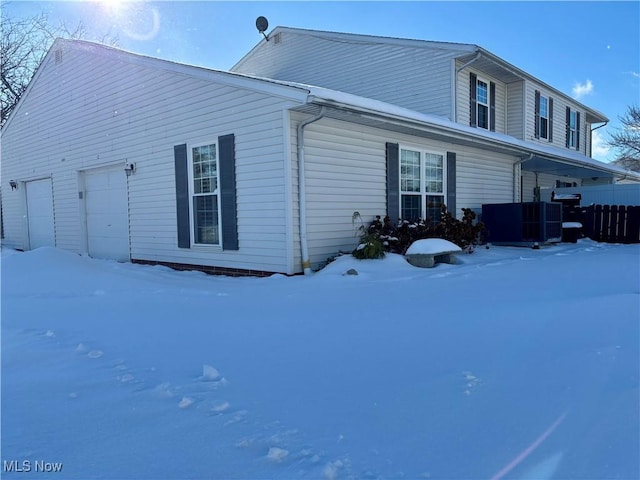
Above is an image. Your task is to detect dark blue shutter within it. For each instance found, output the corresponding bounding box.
[565,107,571,148]
[576,112,581,151]
[548,97,554,142]
[174,144,190,248]
[446,152,456,216]
[386,142,400,223]
[489,82,496,132]
[470,73,477,127]
[218,134,238,250]
[534,90,540,139]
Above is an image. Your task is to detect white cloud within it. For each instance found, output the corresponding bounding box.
[591,129,611,161]
[572,79,594,100]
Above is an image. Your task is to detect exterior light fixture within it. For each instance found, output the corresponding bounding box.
[124,162,136,176]
[9,180,18,190]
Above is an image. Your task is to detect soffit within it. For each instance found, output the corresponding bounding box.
[457,53,523,84]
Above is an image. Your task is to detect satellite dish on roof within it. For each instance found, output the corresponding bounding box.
[256,16,269,41]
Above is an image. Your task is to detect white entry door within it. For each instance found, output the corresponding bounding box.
[84,166,130,261]
[26,178,55,249]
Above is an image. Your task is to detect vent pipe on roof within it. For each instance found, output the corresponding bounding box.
[297,107,326,275]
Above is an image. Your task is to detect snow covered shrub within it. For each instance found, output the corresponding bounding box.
[433,207,485,253]
[361,207,484,255]
[352,215,386,259]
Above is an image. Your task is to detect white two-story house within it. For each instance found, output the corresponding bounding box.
[1,29,636,274]
[232,27,619,202]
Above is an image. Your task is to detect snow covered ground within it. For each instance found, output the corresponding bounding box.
[1,241,638,479]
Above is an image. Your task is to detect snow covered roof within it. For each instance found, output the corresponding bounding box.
[267,80,636,181]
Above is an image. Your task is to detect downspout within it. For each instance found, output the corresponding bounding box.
[589,121,608,158]
[514,153,533,202]
[296,106,326,275]
[453,51,482,123]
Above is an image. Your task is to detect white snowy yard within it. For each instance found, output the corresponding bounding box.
[1,241,639,480]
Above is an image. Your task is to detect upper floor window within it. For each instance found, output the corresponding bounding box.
[400,147,445,221]
[566,107,581,150]
[476,79,489,129]
[539,96,549,138]
[535,90,553,142]
[470,73,495,131]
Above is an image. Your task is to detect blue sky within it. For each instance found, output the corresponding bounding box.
[5,1,639,162]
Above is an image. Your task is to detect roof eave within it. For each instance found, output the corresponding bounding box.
[304,95,635,181]
[462,48,609,124]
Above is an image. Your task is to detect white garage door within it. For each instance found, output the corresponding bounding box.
[26,178,55,249]
[84,166,130,261]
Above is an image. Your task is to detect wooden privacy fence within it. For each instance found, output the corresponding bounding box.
[582,205,640,244]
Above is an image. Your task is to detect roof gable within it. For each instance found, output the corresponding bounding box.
[2,38,311,132]
[233,26,608,124]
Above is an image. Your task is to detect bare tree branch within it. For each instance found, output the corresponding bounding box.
[607,105,640,164]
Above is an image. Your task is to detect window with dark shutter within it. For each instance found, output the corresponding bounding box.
[387,143,455,222]
[535,91,550,140]
[175,135,239,251]
[534,90,541,139]
[218,134,239,250]
[548,98,554,142]
[386,142,400,223]
[470,73,477,127]
[174,144,190,248]
[446,152,456,215]
[489,82,496,132]
[566,107,571,148]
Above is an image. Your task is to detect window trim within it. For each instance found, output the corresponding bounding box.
[187,140,222,247]
[475,76,490,130]
[539,95,549,140]
[398,144,447,221]
[568,110,577,149]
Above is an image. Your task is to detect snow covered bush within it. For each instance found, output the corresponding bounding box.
[354,207,484,257]
[353,231,385,260]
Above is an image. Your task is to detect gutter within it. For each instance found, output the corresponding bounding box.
[296,106,326,275]
[453,51,482,123]
[591,121,608,131]
[312,96,637,181]
[588,121,608,158]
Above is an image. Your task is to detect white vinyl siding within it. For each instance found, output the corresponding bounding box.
[25,178,55,249]
[0,41,298,273]
[233,29,466,118]
[289,113,519,270]
[506,80,525,138]
[456,65,506,133]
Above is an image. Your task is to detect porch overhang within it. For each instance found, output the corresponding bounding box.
[521,155,618,180]
[287,87,639,183]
